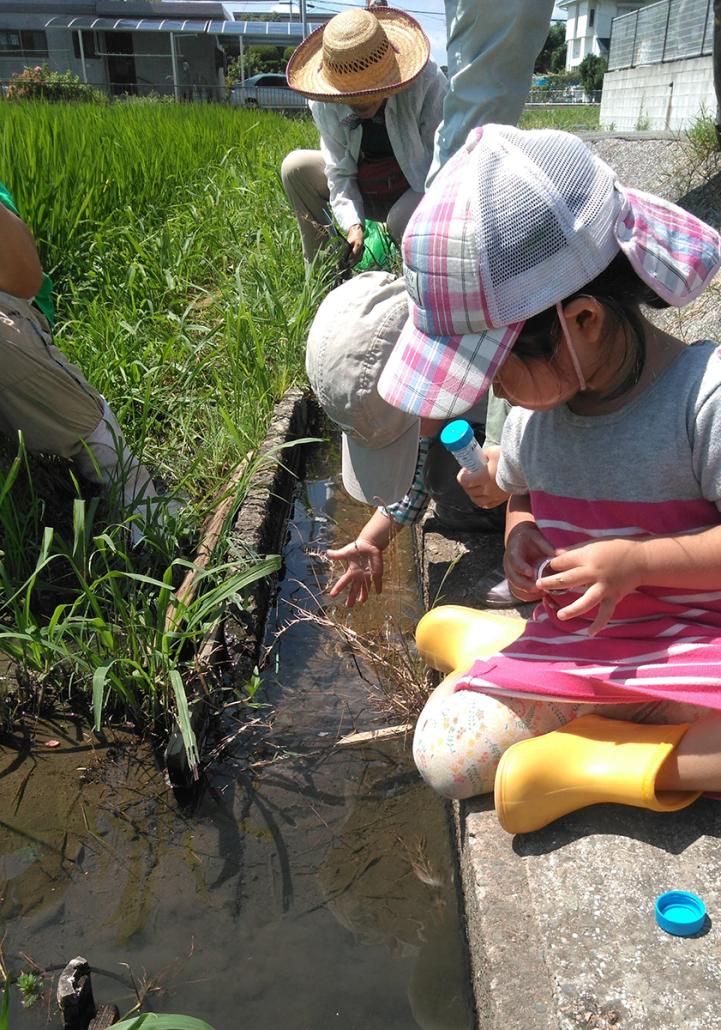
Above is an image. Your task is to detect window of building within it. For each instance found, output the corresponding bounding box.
[589,7,596,28]
[72,31,98,60]
[0,29,48,57]
[573,38,582,59]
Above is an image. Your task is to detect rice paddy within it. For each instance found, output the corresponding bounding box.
[0,102,325,743]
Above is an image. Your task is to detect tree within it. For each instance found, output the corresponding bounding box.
[246,45,286,75]
[535,22,567,74]
[578,53,607,95]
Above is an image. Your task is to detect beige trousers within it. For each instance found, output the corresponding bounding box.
[280,148,422,263]
[0,291,103,458]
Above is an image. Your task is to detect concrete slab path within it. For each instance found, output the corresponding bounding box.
[420,521,721,1030]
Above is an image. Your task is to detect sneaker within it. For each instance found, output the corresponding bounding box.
[478,572,523,609]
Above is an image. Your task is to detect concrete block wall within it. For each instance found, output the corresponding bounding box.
[600,55,717,131]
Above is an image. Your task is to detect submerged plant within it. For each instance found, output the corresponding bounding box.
[277,581,429,724]
[15,970,42,1009]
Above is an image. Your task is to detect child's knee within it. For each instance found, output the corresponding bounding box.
[412,694,498,800]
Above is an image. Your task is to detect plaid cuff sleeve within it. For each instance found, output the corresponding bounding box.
[379,437,431,526]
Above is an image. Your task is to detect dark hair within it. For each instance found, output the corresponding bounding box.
[512,252,669,401]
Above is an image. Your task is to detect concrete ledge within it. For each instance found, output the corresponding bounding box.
[420,521,721,1030]
[223,387,321,682]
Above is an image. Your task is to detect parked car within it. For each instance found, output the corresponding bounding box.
[230,73,307,110]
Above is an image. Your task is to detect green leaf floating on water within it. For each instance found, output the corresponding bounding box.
[114,1016,216,1030]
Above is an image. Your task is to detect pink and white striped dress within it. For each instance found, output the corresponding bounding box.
[457,341,721,711]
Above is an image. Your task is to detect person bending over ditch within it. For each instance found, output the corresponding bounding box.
[305,270,510,608]
[373,123,721,834]
[0,179,172,545]
[282,7,446,267]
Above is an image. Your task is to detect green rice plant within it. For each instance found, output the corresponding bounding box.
[0,104,324,732]
[0,440,282,762]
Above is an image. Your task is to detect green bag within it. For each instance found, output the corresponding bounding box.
[355,219,398,272]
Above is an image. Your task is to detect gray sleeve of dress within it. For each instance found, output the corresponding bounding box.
[495,406,530,496]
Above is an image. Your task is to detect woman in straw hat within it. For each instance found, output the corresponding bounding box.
[282,7,446,266]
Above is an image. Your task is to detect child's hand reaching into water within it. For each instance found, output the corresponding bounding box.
[538,538,642,635]
[325,510,397,608]
[504,520,555,601]
[326,537,385,608]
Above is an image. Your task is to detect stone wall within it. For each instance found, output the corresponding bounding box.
[600,55,717,131]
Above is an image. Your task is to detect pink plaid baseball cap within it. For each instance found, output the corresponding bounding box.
[377,123,721,418]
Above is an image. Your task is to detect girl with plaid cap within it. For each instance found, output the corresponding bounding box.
[376,124,721,834]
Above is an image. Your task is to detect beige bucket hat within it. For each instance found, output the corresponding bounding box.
[286,7,429,103]
[306,271,420,507]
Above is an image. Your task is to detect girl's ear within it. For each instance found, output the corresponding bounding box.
[561,295,605,344]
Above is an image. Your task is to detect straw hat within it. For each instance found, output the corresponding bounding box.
[286,7,429,103]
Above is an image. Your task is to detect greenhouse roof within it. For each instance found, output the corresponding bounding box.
[0,12,322,42]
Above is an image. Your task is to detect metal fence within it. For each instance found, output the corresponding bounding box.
[608,0,714,70]
[526,88,601,104]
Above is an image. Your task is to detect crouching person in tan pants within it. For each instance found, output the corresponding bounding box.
[0,181,170,545]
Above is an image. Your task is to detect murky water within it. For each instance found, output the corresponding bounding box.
[1,442,472,1030]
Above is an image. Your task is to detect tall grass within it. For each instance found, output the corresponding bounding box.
[1,103,326,492]
[520,104,601,131]
[0,103,327,743]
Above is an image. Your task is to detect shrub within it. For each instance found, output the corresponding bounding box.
[120,91,176,105]
[579,54,607,96]
[6,65,108,103]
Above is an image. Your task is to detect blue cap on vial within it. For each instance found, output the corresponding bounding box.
[440,420,474,452]
[655,890,706,936]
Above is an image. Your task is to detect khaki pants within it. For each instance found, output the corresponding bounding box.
[0,291,103,459]
[280,149,422,263]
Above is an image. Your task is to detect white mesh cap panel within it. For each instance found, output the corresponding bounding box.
[471,126,621,327]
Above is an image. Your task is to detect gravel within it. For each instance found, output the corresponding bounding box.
[582,132,721,343]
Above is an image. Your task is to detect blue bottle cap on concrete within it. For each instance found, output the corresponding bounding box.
[655,890,706,936]
[440,419,474,452]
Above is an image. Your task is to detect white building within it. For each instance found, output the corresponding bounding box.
[560,0,656,69]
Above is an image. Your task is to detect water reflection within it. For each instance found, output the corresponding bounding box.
[2,441,471,1030]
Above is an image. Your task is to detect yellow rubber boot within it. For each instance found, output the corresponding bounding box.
[415,604,526,674]
[494,714,702,834]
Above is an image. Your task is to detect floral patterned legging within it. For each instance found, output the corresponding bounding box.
[413,675,707,800]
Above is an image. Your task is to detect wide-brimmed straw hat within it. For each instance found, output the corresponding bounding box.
[286,7,429,103]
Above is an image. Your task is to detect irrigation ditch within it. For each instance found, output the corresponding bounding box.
[2,386,474,1030]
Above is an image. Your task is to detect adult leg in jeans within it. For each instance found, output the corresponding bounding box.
[428,0,556,184]
[280,149,333,263]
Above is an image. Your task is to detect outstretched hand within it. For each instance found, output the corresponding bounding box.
[326,537,384,608]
